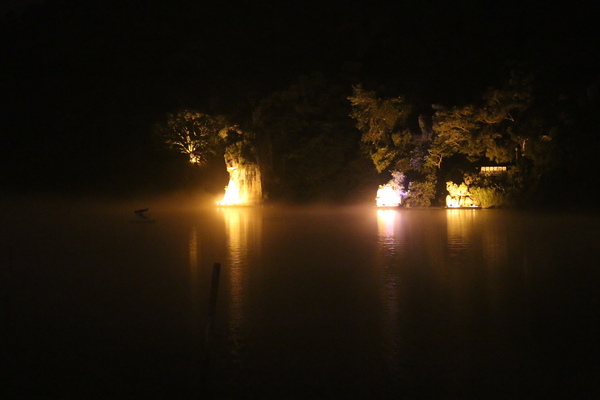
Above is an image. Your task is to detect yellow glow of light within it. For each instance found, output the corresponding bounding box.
[216,163,262,206]
[376,185,401,207]
[446,198,480,208]
[217,179,242,206]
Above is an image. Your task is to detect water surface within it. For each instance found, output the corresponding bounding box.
[2,200,599,398]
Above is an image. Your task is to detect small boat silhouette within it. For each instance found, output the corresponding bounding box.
[132,208,155,223]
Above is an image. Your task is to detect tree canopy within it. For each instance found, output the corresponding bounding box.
[251,74,375,203]
[347,68,574,207]
[157,110,231,165]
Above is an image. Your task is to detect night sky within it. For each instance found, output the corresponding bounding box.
[2,0,599,195]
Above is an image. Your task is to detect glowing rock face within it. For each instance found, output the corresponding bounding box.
[445,181,475,208]
[219,179,241,205]
[376,184,402,207]
[218,163,262,206]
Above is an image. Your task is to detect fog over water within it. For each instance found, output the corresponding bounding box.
[2,196,599,398]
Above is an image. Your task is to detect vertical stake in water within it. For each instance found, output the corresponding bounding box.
[2,246,14,331]
[204,262,221,353]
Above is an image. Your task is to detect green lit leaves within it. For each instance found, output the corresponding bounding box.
[349,85,413,174]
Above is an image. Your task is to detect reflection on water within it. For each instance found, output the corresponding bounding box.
[376,209,402,256]
[375,209,403,386]
[480,214,509,270]
[188,225,202,329]
[372,208,535,395]
[5,199,599,398]
[219,207,262,334]
[221,207,263,266]
[189,226,199,273]
[446,208,478,261]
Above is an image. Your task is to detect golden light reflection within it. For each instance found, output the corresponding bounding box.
[189,226,199,278]
[481,221,507,270]
[479,215,512,334]
[445,209,521,351]
[377,209,401,254]
[188,225,201,328]
[375,208,402,379]
[446,209,478,254]
[377,209,396,236]
[219,207,262,330]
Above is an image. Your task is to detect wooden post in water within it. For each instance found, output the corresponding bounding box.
[204,262,221,353]
[196,262,221,397]
[2,246,13,332]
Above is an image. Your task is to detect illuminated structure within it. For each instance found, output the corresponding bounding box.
[216,125,263,206]
[480,165,507,176]
[376,171,406,207]
[376,184,403,207]
[446,181,477,208]
[218,161,262,206]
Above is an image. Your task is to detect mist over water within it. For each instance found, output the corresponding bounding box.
[2,196,599,398]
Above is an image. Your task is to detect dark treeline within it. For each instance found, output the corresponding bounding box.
[1,1,599,206]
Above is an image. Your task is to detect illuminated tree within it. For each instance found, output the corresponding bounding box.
[348,85,413,173]
[430,72,533,168]
[404,179,437,207]
[158,110,228,165]
[474,70,533,164]
[348,85,445,206]
[348,69,552,206]
[429,104,479,168]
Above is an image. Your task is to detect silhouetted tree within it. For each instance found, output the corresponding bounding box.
[253,74,372,203]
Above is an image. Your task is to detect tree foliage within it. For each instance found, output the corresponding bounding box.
[158,110,229,165]
[429,105,478,168]
[349,68,568,206]
[253,74,373,202]
[404,178,436,207]
[349,85,439,205]
[348,85,412,173]
[219,124,258,168]
[152,67,579,207]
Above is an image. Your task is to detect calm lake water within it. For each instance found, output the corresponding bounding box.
[2,198,600,399]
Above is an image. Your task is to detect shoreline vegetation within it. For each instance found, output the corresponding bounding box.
[2,2,598,210]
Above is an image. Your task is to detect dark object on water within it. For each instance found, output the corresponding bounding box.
[132,208,155,223]
[134,208,149,216]
[204,263,221,353]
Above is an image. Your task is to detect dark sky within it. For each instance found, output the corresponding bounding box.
[4,1,596,101]
[2,0,599,193]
